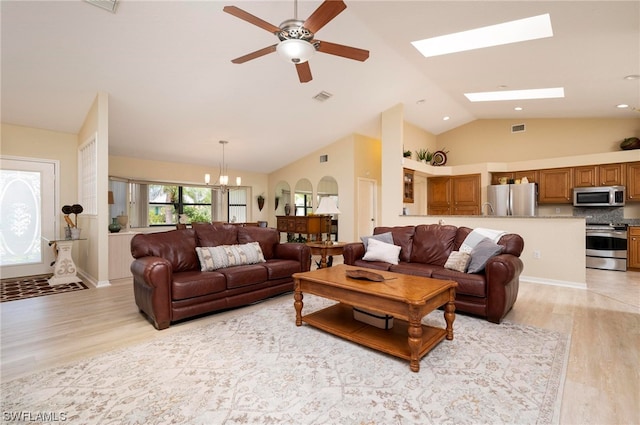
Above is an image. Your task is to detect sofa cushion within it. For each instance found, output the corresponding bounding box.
[193,222,238,247]
[130,228,199,272]
[444,251,471,273]
[361,232,393,250]
[431,267,487,298]
[237,226,279,260]
[351,258,392,271]
[218,264,269,289]
[363,238,401,265]
[409,224,458,266]
[196,242,265,271]
[374,226,415,262]
[467,238,504,273]
[389,262,438,278]
[262,259,303,280]
[171,271,227,300]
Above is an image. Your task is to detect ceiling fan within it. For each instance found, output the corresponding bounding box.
[223,0,369,83]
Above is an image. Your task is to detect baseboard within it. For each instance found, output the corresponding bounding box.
[77,270,111,288]
[520,275,587,289]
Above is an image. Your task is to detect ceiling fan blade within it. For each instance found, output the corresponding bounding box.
[231,44,277,64]
[303,0,347,34]
[315,40,369,61]
[223,6,281,34]
[296,62,312,83]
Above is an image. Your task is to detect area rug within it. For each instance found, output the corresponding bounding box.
[0,274,88,303]
[0,295,569,424]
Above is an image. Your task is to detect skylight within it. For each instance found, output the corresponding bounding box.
[412,14,553,58]
[464,87,565,102]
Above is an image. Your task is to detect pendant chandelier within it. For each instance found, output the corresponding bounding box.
[204,140,241,194]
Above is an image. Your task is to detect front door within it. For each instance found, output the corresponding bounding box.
[1,157,56,278]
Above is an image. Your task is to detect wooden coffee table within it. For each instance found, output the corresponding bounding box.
[293,264,457,372]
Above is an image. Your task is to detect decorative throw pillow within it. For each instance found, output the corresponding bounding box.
[361,232,394,250]
[196,242,266,271]
[362,238,401,265]
[444,251,471,273]
[467,238,504,273]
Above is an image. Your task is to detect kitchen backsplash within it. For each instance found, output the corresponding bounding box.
[573,207,631,225]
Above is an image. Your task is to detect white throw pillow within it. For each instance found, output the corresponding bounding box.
[362,238,401,265]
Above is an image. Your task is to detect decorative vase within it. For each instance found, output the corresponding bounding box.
[257,197,265,211]
[70,228,82,240]
[284,203,291,216]
[109,218,121,233]
[117,215,128,229]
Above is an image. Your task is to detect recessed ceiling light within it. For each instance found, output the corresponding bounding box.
[412,13,553,58]
[465,87,565,102]
[443,116,450,121]
[514,107,523,111]
[623,75,640,80]
[617,104,630,109]
[416,99,426,104]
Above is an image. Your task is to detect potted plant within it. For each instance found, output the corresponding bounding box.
[403,148,412,159]
[415,148,433,164]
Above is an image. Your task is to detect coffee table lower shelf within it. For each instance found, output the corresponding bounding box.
[302,303,447,362]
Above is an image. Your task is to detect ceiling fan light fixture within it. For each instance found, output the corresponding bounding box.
[277,39,316,64]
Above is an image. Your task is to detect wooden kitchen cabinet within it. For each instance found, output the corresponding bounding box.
[574,163,625,187]
[452,174,481,215]
[491,170,537,185]
[403,168,414,203]
[629,227,640,270]
[427,177,450,214]
[427,174,480,215]
[491,172,513,185]
[539,167,573,204]
[626,162,640,202]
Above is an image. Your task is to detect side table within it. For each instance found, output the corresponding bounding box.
[306,242,347,269]
[45,238,84,285]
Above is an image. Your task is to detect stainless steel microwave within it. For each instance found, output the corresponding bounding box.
[573,186,625,207]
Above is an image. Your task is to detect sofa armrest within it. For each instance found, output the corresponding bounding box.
[343,242,365,265]
[484,254,524,323]
[130,256,173,330]
[274,243,312,271]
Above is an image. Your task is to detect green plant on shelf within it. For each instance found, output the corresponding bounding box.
[415,148,433,163]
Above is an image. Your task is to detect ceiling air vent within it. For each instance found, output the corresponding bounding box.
[511,123,526,133]
[313,91,333,102]
[85,0,118,13]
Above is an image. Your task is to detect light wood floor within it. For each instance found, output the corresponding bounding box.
[1,266,638,425]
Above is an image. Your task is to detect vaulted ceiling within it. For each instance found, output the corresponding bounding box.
[2,1,638,173]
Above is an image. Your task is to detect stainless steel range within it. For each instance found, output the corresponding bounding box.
[585,223,628,271]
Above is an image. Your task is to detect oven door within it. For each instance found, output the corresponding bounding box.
[585,230,627,259]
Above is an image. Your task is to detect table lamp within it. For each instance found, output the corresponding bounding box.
[315,197,340,245]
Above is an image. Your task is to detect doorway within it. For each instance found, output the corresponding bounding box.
[1,157,57,278]
[357,178,377,238]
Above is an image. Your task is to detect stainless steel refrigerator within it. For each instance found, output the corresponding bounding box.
[486,183,537,216]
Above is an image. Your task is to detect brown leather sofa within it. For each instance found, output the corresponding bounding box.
[343,224,524,324]
[130,223,311,329]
